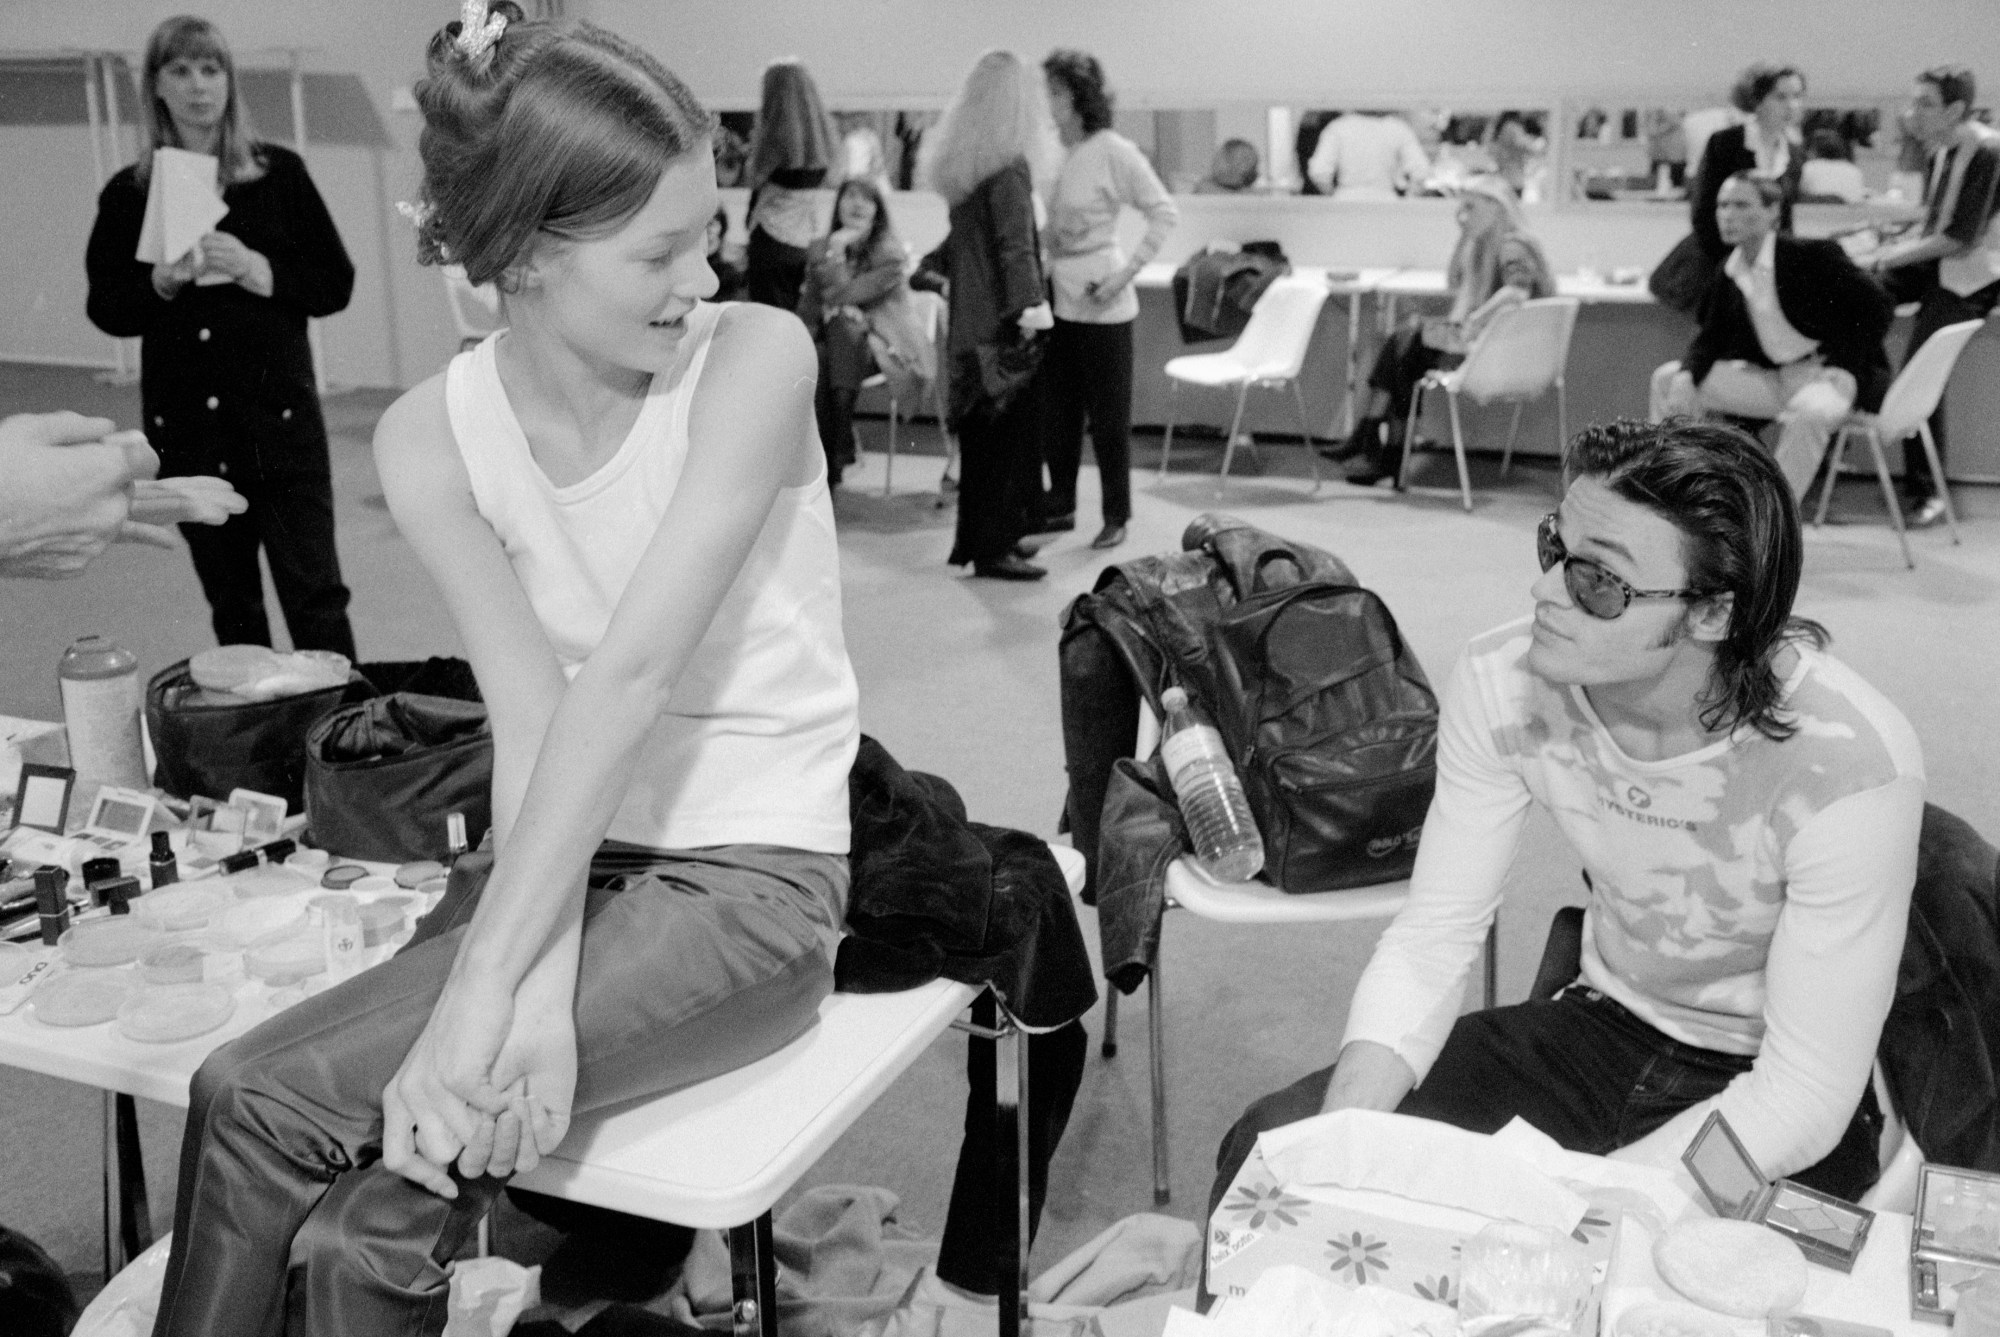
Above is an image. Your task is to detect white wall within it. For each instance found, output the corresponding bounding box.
[3,0,1996,387]
[601,0,2000,106]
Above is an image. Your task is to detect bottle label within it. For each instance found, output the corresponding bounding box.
[1160,723,1228,780]
[59,672,146,789]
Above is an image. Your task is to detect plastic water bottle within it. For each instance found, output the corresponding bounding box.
[58,635,147,791]
[1158,687,1264,882]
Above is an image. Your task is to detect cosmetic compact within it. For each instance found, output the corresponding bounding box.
[1910,1163,2000,1323]
[1681,1110,1875,1272]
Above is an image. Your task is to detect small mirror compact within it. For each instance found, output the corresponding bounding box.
[1910,1163,2000,1323]
[1682,1110,1874,1273]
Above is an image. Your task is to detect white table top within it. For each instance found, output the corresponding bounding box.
[1136,262,1402,294]
[1,926,977,1230]
[1374,267,1655,304]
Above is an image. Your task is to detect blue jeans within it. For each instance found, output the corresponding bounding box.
[1208,985,1883,1252]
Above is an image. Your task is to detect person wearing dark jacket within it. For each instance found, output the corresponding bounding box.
[917,50,1058,581]
[1688,64,1808,267]
[1650,173,1890,500]
[84,16,356,658]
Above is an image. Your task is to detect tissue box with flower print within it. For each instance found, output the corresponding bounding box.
[1208,1113,1622,1333]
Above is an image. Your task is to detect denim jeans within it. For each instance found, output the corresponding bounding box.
[1208,985,1883,1252]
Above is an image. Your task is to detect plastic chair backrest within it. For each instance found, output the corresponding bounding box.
[442,264,503,342]
[909,287,945,347]
[1874,319,1985,442]
[1226,277,1331,382]
[1454,297,1579,403]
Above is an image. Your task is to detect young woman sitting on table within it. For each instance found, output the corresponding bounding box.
[796,177,933,486]
[1327,174,1555,485]
[147,5,859,1333]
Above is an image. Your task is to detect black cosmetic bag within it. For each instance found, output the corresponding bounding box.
[146,661,374,813]
[304,693,493,862]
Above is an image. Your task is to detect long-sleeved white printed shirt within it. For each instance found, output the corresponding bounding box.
[1343,618,1924,1177]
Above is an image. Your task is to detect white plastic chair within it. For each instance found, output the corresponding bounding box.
[1158,277,1331,491]
[860,289,953,497]
[441,263,503,350]
[1098,702,1497,1206]
[1812,317,1982,568]
[1401,297,1580,511]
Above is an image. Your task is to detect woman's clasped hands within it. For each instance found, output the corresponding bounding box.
[381,953,579,1198]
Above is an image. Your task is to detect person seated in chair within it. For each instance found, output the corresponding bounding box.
[1209,419,1923,1280]
[1651,172,1892,502]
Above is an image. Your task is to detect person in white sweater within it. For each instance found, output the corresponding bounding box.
[1209,417,1922,1246]
[1038,49,1178,550]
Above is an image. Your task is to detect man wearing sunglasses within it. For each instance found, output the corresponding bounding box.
[1209,418,1922,1229]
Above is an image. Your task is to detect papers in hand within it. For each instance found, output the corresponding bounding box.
[134,147,231,276]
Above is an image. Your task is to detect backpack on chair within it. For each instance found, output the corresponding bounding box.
[1207,582,1439,891]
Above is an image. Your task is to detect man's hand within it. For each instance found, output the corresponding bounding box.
[381,974,519,1198]
[0,412,172,578]
[1317,1040,1419,1115]
[199,231,274,298]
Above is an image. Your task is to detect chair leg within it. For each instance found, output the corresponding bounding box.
[1159,383,1180,481]
[1448,391,1474,512]
[1148,948,1170,1206]
[1292,378,1322,494]
[1916,422,1962,545]
[1101,988,1119,1058]
[994,1002,1031,1337]
[884,393,900,498]
[1501,402,1524,478]
[1815,427,1848,528]
[1400,383,1424,492]
[728,1213,780,1337]
[1864,427,1915,569]
[1218,382,1251,493]
[1483,919,1499,1010]
[1556,377,1568,457]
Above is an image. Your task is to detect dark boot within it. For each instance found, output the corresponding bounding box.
[1319,415,1380,463]
[1346,417,1405,487]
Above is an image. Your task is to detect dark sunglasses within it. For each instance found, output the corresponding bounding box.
[1536,513,1713,620]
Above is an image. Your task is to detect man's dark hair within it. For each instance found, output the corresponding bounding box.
[1042,49,1114,134]
[1563,418,1828,741]
[1731,63,1806,114]
[1919,65,1977,115]
[1721,170,1788,208]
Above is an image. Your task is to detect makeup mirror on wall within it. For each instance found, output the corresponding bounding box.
[1562,95,1910,204]
[1260,103,1557,200]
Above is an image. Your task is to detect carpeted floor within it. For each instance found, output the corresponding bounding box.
[3,358,1997,1301]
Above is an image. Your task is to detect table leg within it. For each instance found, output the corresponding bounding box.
[116,1092,152,1261]
[728,1212,779,1337]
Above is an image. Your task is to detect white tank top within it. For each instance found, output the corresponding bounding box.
[443,302,859,854]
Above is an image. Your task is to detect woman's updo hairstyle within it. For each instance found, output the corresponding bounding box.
[413,1,715,288]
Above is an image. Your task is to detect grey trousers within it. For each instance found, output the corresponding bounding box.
[151,842,846,1337]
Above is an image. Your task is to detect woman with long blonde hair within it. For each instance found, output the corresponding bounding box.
[85,14,357,656]
[1331,174,1553,485]
[917,51,1058,579]
[744,58,837,309]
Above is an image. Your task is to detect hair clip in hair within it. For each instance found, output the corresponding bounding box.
[454,0,507,62]
[395,199,435,230]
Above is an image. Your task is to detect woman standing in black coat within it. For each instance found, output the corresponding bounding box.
[1688,64,1808,266]
[85,15,357,658]
[918,50,1057,581]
